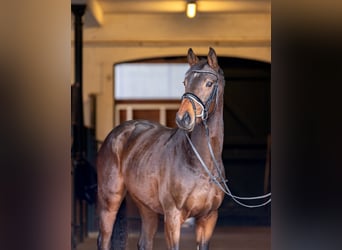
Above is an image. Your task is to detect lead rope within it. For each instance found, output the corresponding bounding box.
[185,122,272,208]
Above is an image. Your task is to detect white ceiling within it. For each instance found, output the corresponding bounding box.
[98,0,270,14]
[71,0,271,27]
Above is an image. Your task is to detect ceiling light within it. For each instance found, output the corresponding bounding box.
[186,1,197,19]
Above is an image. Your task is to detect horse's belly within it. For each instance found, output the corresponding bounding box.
[125,177,164,214]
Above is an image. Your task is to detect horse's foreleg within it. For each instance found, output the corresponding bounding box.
[164,209,182,250]
[195,210,218,250]
[136,203,159,250]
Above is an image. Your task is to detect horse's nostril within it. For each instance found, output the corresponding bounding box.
[183,112,191,126]
[176,111,193,130]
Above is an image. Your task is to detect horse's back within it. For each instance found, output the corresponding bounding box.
[97,119,176,177]
[99,119,166,152]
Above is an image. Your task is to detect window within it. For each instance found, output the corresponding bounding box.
[114,63,188,100]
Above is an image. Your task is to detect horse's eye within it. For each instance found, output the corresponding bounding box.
[206,81,213,87]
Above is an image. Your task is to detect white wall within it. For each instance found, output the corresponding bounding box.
[71,12,271,141]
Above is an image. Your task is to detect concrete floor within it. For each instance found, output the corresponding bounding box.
[76,225,270,250]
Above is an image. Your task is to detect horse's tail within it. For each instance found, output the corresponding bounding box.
[110,198,127,250]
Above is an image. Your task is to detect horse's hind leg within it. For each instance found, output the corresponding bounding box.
[97,181,126,250]
[110,198,127,249]
[195,210,218,250]
[97,156,126,250]
[135,202,159,250]
[97,187,126,250]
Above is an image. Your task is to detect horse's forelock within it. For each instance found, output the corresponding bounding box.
[185,59,206,75]
[185,58,224,86]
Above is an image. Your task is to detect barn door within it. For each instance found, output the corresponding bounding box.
[220,57,271,225]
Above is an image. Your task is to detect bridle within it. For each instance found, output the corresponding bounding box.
[181,69,219,121]
[182,69,272,208]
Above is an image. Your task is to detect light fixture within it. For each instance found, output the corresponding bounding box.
[186,1,197,19]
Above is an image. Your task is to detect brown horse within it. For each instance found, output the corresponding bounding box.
[97,48,226,250]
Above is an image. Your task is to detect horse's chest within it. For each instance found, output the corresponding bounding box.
[184,182,223,216]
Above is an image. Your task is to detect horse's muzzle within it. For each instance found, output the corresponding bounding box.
[176,111,195,131]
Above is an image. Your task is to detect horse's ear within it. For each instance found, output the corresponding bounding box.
[187,48,199,66]
[207,47,219,71]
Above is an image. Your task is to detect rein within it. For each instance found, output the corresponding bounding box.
[183,69,271,208]
[185,124,271,208]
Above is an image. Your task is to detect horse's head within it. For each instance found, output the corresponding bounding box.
[176,47,224,132]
